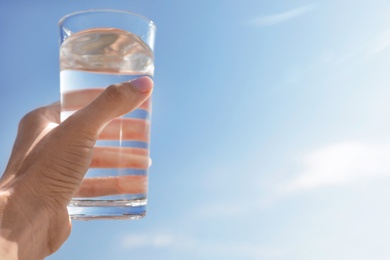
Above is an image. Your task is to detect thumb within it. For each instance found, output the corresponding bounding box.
[64,76,153,138]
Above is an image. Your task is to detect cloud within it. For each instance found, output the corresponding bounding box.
[120,232,288,258]
[366,29,390,57]
[247,4,316,27]
[328,29,390,67]
[280,141,390,193]
[121,232,196,250]
[198,242,288,259]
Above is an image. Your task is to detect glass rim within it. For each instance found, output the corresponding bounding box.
[58,9,157,31]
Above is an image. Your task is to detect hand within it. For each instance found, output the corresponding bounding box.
[0,77,153,259]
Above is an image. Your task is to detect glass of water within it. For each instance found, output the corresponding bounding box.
[58,9,156,220]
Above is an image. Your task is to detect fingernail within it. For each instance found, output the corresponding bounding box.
[130,76,153,94]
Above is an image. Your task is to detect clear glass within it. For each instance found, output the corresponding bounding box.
[58,9,156,220]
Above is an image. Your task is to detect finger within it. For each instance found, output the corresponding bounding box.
[140,98,151,112]
[74,175,147,198]
[22,77,153,202]
[91,146,149,169]
[62,88,103,111]
[98,118,150,141]
[64,76,153,139]
[62,89,151,112]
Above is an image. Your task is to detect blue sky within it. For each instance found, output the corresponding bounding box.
[1,0,390,259]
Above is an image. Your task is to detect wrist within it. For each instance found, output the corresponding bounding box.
[0,190,17,260]
[0,186,53,260]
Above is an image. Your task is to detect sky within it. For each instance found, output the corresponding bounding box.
[1,0,390,259]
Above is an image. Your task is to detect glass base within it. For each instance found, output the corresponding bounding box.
[68,199,147,220]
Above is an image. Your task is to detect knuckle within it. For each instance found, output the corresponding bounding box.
[19,104,59,130]
[19,107,44,128]
[21,108,41,121]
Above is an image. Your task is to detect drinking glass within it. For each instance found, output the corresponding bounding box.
[58,9,156,220]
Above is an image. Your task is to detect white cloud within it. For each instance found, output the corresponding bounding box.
[121,232,196,250]
[247,4,316,27]
[120,232,288,259]
[280,141,390,193]
[330,28,390,67]
[366,29,390,57]
[199,242,289,259]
